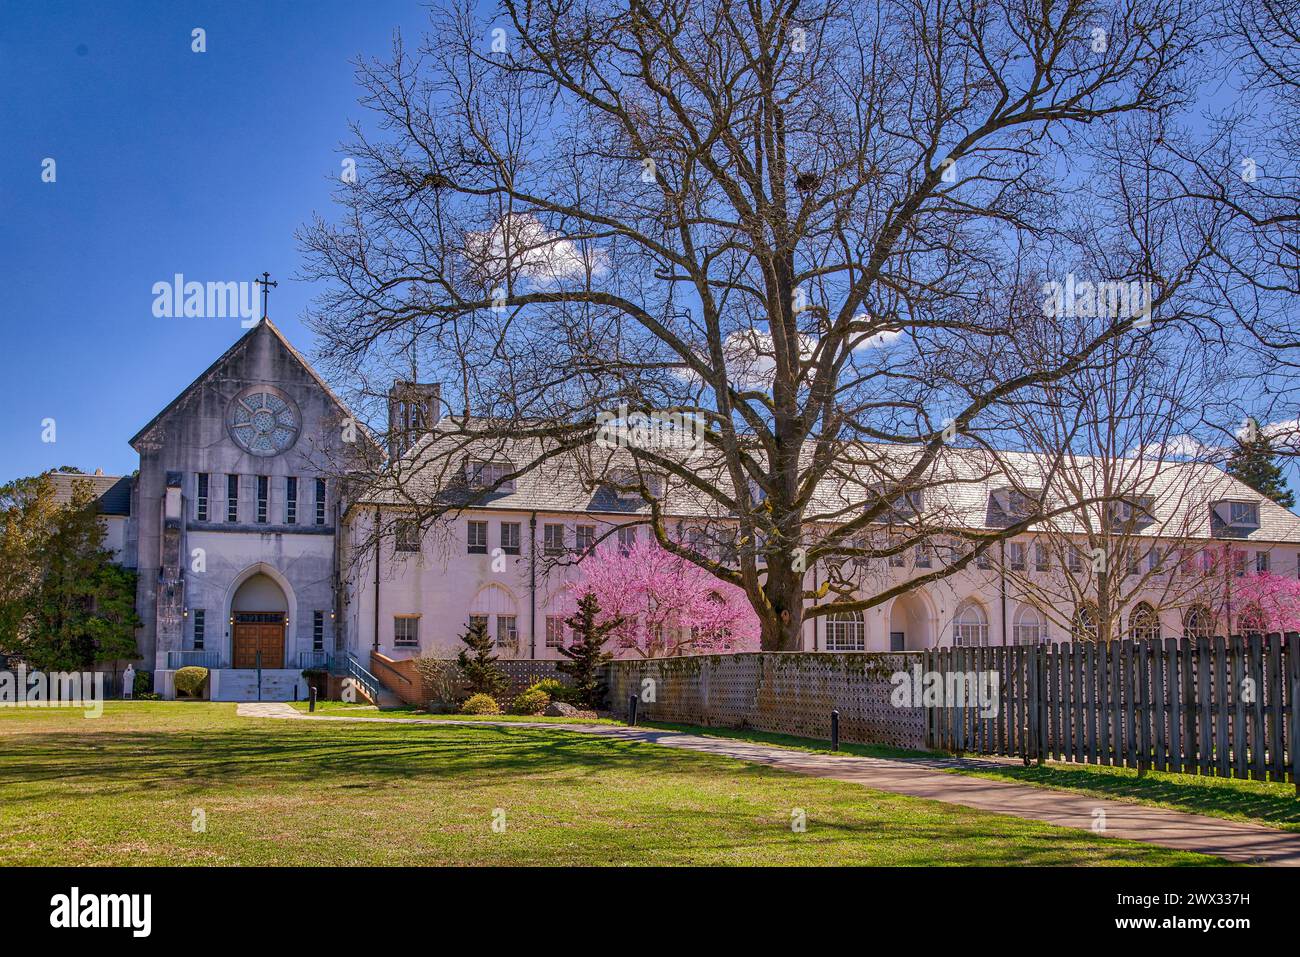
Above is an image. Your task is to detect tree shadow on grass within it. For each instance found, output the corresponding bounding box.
[958,764,1300,831]
[0,721,763,802]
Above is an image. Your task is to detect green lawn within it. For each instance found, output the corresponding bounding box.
[946,762,1300,833]
[635,721,1300,835]
[285,700,617,723]
[0,702,1227,866]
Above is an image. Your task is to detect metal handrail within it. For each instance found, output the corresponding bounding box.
[345,653,381,704]
[166,650,222,669]
[298,650,333,670]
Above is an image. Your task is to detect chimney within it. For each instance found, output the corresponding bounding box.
[387,381,441,459]
[94,468,104,476]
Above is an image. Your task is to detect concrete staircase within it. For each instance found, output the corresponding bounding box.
[195,669,308,702]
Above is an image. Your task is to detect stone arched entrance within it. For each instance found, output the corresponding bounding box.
[888,590,934,650]
[230,571,289,669]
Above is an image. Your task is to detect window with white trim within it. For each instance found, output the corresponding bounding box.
[543,523,566,555]
[1006,541,1026,571]
[1129,602,1160,641]
[227,474,239,523]
[545,615,567,648]
[616,525,637,554]
[1257,550,1271,574]
[576,524,595,554]
[467,459,514,490]
[395,519,420,552]
[1012,605,1046,645]
[1183,605,1214,640]
[256,475,269,524]
[496,615,518,649]
[825,610,866,651]
[467,520,488,554]
[394,615,420,647]
[500,522,521,555]
[1228,501,1260,527]
[1034,542,1049,572]
[952,600,989,647]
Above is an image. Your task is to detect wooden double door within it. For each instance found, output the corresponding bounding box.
[232,612,286,669]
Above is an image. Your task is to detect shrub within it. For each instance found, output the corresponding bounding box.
[136,692,161,701]
[132,669,153,697]
[460,693,500,715]
[510,689,550,715]
[173,666,209,698]
[527,678,576,704]
[413,657,466,708]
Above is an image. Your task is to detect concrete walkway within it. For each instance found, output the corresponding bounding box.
[236,702,1300,865]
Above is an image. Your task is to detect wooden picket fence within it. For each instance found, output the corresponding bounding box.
[924,634,1300,786]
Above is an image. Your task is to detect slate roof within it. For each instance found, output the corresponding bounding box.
[47,473,133,516]
[354,423,1300,544]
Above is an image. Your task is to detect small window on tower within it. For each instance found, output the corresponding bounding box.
[256,476,269,524]
[193,609,206,650]
[315,478,327,525]
[227,474,239,523]
[196,473,209,522]
[286,476,297,525]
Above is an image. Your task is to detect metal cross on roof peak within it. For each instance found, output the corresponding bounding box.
[254,271,278,322]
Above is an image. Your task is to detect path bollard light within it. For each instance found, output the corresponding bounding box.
[831,709,840,751]
[309,686,317,713]
[628,694,639,726]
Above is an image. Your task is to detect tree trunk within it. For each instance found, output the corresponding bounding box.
[760,556,804,651]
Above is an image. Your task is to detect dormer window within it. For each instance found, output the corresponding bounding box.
[987,487,1041,527]
[466,459,514,490]
[1228,501,1259,527]
[608,468,663,500]
[870,486,923,522]
[1108,496,1155,525]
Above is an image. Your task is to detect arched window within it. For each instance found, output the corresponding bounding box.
[1072,603,1099,643]
[1128,602,1161,642]
[1012,605,1047,645]
[953,600,989,647]
[1237,604,1267,637]
[1183,604,1214,640]
[825,609,866,651]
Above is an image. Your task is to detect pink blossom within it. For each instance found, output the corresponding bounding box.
[567,539,760,657]
[1229,572,1300,633]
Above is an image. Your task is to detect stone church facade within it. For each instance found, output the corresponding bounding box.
[64,318,1300,701]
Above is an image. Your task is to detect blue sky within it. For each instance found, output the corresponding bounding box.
[3,2,1296,500]
[0,0,431,482]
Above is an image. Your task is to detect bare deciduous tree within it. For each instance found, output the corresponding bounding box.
[303,0,1232,649]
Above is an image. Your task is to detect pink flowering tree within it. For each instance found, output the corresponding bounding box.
[569,540,760,657]
[1226,573,1300,633]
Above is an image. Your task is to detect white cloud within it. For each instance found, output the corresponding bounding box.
[849,314,903,351]
[464,213,607,285]
[1237,417,1300,453]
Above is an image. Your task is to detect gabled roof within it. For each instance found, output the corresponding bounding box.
[129,318,381,455]
[48,473,132,516]
[354,426,1300,544]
